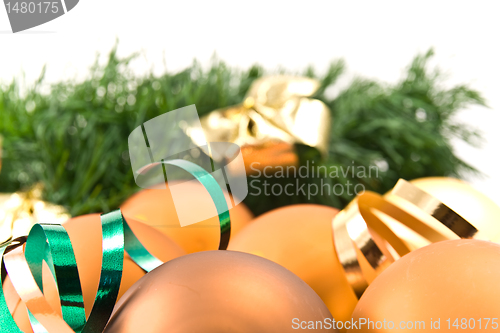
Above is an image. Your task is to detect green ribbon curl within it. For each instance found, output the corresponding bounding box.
[0,159,231,332]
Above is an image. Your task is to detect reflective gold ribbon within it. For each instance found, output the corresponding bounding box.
[333,179,478,298]
[0,159,230,332]
[192,76,331,171]
[0,184,70,244]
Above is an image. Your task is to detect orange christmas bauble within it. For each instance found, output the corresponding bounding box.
[121,181,254,253]
[352,239,500,332]
[104,250,337,333]
[228,204,357,325]
[4,213,185,332]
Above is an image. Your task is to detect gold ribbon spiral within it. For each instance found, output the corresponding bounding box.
[333,179,478,298]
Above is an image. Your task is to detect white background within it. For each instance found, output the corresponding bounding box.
[1,0,499,204]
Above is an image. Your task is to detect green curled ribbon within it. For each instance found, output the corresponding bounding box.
[0,159,231,332]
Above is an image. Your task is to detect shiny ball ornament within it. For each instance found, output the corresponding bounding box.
[104,250,336,333]
[121,181,254,254]
[228,204,357,324]
[410,177,500,241]
[4,213,186,332]
[352,239,500,332]
[380,177,500,250]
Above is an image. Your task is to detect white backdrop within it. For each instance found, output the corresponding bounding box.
[1,0,499,204]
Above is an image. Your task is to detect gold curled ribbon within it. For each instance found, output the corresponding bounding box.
[333,179,479,298]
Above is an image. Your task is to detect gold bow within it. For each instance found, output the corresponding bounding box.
[198,76,331,172]
[1,136,69,244]
[0,184,70,244]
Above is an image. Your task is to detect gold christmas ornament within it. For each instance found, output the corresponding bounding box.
[352,239,500,332]
[332,178,496,298]
[405,177,500,242]
[104,251,336,333]
[121,181,254,254]
[191,76,331,173]
[228,204,358,325]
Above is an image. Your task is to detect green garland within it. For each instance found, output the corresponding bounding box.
[0,45,485,216]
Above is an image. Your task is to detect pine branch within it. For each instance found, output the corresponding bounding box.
[0,45,486,216]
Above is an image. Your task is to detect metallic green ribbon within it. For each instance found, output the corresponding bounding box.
[0,159,230,332]
[162,159,231,250]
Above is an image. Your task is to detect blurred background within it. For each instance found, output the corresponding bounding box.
[1,0,499,218]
